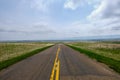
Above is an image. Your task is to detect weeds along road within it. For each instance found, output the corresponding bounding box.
[0,44,120,80]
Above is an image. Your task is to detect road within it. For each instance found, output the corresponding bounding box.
[0,44,120,80]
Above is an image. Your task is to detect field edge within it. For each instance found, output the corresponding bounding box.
[66,44,120,74]
[0,45,53,70]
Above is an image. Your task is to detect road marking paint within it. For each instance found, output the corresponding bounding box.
[50,46,60,80]
[56,60,60,80]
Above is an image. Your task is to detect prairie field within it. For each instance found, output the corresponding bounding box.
[0,42,53,62]
[67,41,120,73]
[68,41,120,61]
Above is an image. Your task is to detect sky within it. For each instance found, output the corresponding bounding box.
[0,0,120,40]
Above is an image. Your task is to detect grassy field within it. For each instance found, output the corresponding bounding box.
[68,42,120,61]
[0,42,54,70]
[67,41,120,73]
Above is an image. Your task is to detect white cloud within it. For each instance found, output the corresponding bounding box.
[88,0,120,19]
[64,0,84,10]
[0,23,56,35]
[86,0,120,36]
[0,22,57,40]
[64,0,100,10]
[30,0,55,12]
[0,0,120,40]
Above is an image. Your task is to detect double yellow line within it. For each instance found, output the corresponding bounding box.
[50,47,60,80]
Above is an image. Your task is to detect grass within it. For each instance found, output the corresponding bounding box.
[0,42,53,62]
[67,41,120,73]
[0,42,54,70]
[69,42,120,61]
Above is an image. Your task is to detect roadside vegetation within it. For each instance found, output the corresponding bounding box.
[0,42,54,70]
[67,41,120,73]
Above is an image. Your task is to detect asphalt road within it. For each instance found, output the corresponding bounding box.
[0,44,120,80]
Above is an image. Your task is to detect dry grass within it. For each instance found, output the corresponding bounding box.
[0,42,53,62]
[69,42,120,61]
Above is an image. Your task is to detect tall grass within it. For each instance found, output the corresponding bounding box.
[69,42,120,61]
[0,45,53,70]
[67,41,120,73]
[67,45,120,73]
[0,42,53,62]
[0,42,54,70]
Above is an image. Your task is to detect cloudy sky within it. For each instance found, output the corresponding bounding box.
[0,0,120,40]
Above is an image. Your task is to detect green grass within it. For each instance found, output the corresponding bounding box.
[0,45,53,70]
[95,47,120,54]
[68,42,120,61]
[0,42,53,62]
[67,45,120,73]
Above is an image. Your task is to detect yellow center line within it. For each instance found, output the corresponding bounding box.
[50,46,60,80]
[56,60,60,80]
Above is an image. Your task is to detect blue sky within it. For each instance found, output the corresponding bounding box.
[0,0,120,40]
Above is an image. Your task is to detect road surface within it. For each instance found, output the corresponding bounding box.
[0,44,120,80]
